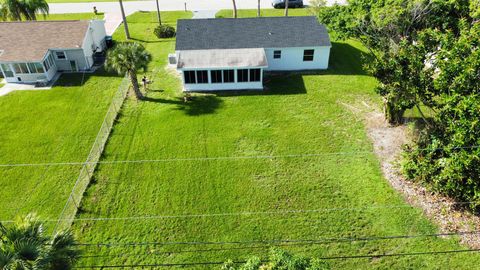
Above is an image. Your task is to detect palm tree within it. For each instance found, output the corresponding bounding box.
[118,0,130,39]
[0,214,80,270]
[232,0,237,18]
[23,0,49,20]
[257,0,261,17]
[0,0,49,21]
[105,42,152,100]
[155,0,161,25]
[285,0,289,16]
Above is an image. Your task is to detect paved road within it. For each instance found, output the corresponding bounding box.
[49,0,346,14]
[50,0,346,36]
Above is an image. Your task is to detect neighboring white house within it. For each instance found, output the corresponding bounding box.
[173,16,331,91]
[0,20,107,84]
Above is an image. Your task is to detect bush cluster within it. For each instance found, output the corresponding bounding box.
[154,25,176,38]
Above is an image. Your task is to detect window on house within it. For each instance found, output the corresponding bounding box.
[237,69,249,82]
[184,71,196,84]
[48,54,55,67]
[13,63,29,74]
[223,70,234,83]
[249,69,261,82]
[303,49,314,61]
[211,70,222,83]
[43,59,50,72]
[27,63,45,74]
[273,50,282,59]
[55,51,67,60]
[196,70,208,84]
[0,64,14,77]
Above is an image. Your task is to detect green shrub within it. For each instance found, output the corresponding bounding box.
[154,25,176,38]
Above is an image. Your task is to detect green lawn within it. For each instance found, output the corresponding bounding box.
[39,13,104,20]
[0,71,123,227]
[71,11,480,269]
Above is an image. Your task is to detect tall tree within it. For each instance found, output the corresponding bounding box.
[155,0,161,25]
[0,0,49,21]
[105,42,152,100]
[0,214,80,270]
[232,0,237,18]
[317,0,472,124]
[284,0,289,16]
[118,0,130,39]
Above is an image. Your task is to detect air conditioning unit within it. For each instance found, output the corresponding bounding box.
[168,53,177,65]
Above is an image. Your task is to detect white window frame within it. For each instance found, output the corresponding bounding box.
[273,50,282,59]
[55,51,67,60]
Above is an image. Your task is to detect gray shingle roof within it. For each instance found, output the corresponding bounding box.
[175,16,331,51]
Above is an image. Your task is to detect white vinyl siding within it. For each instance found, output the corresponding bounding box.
[265,46,330,71]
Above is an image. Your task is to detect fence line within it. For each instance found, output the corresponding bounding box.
[53,75,130,233]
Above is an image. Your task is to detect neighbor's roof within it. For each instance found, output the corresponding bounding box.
[175,16,331,51]
[0,20,90,62]
[177,48,268,69]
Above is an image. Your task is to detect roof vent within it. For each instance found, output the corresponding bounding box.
[268,32,273,35]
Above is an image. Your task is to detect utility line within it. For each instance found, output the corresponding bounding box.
[76,231,480,258]
[74,248,480,268]
[0,201,475,224]
[75,230,480,248]
[0,145,478,168]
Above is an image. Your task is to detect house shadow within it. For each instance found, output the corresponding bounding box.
[143,94,223,116]
[212,73,307,97]
[53,68,122,87]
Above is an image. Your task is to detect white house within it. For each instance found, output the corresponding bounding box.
[0,20,107,84]
[173,16,331,91]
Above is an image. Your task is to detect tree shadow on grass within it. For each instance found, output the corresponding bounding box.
[327,42,371,76]
[143,94,223,116]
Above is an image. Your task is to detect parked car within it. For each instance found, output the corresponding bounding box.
[272,0,304,8]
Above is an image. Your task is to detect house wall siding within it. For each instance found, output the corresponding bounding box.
[53,49,88,71]
[264,46,330,71]
[82,20,107,68]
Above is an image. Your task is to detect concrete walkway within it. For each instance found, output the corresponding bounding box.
[0,74,60,97]
[192,10,218,19]
[0,83,52,96]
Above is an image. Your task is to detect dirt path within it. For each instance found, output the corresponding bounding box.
[343,100,480,248]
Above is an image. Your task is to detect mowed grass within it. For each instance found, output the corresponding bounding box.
[73,11,480,269]
[0,71,123,225]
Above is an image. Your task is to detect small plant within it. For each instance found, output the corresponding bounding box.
[154,25,176,38]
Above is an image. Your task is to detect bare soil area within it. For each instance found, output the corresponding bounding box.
[342,100,480,248]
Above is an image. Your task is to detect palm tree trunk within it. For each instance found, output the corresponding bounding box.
[285,0,289,16]
[155,0,161,25]
[129,71,143,100]
[118,0,130,39]
[257,0,261,17]
[232,0,237,18]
